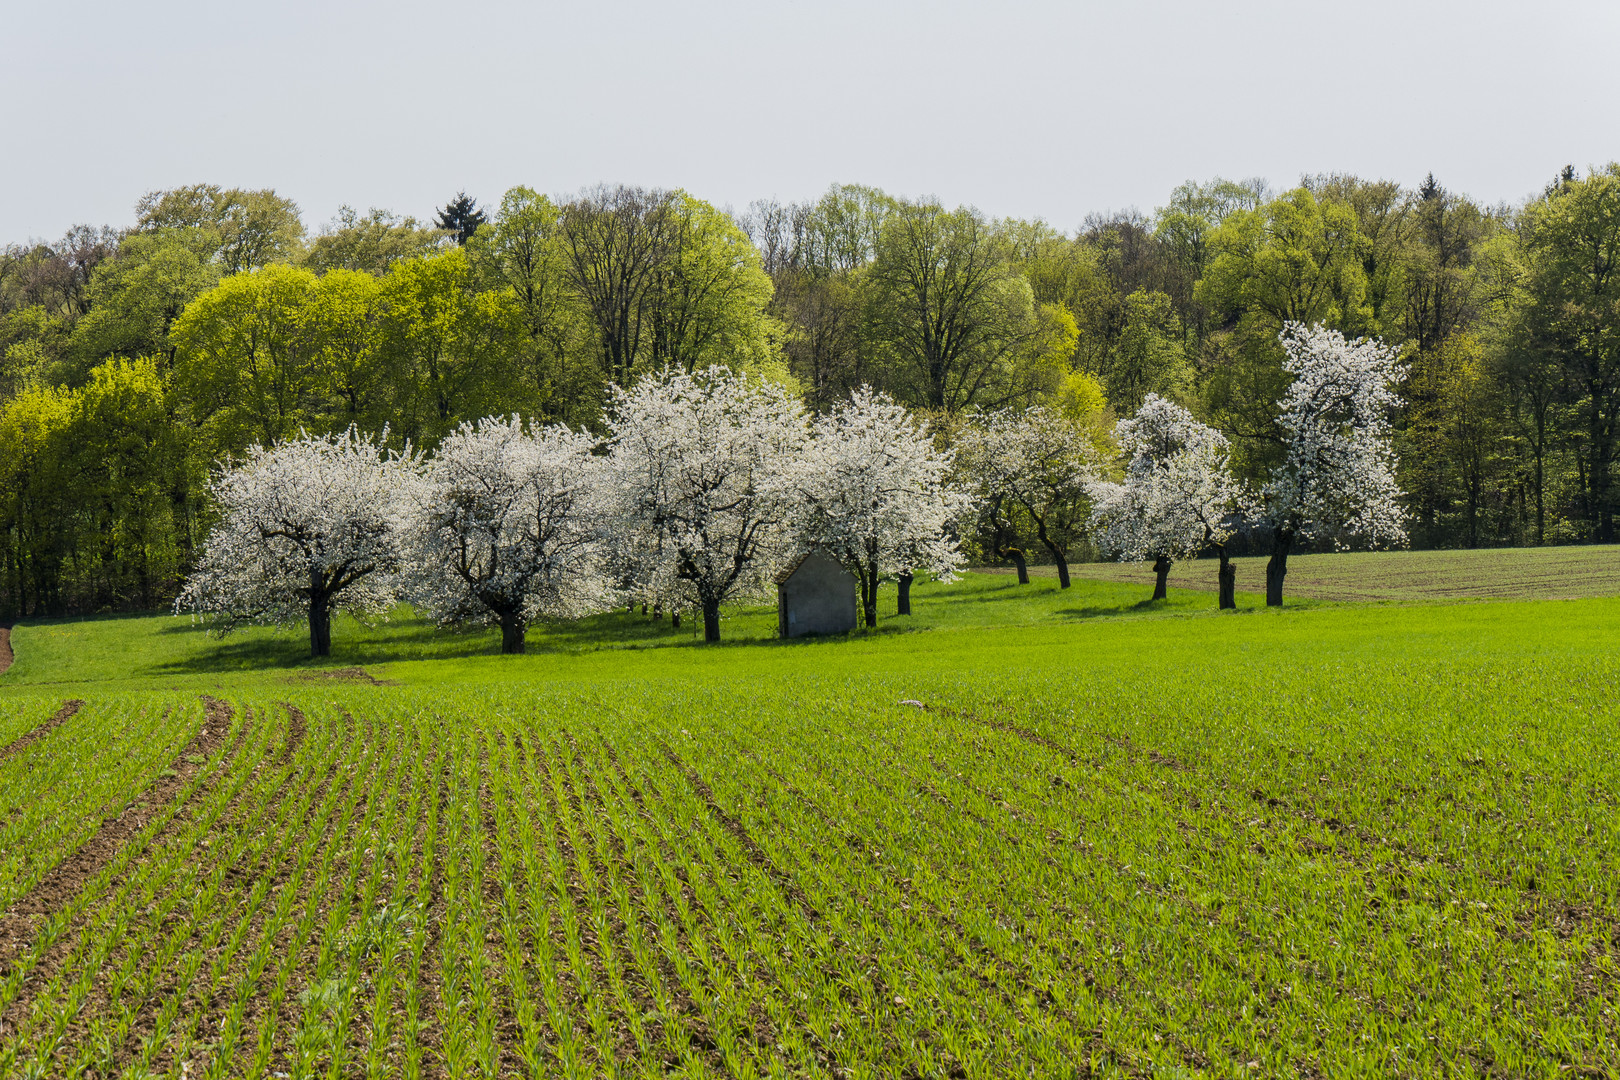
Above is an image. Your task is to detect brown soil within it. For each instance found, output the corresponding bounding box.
[0,699,83,763]
[0,697,235,997]
[289,666,395,686]
[279,701,308,761]
[0,627,11,676]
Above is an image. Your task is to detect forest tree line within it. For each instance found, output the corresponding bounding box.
[3,165,1619,618]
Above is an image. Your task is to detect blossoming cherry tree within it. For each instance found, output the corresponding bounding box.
[605,367,808,642]
[794,387,970,626]
[177,427,413,657]
[1089,394,1242,604]
[400,415,606,654]
[1260,323,1407,606]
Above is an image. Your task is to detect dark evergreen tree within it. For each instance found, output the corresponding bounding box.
[436,192,488,245]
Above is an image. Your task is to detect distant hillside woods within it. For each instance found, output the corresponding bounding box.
[3,170,1619,617]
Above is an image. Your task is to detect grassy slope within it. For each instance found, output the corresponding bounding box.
[0,573,1294,691]
[1049,542,1620,602]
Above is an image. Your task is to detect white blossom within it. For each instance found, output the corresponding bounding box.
[956,405,1097,587]
[605,367,808,642]
[1258,322,1407,604]
[1263,323,1407,547]
[1089,394,1241,598]
[399,416,607,654]
[176,427,413,656]
[792,387,970,626]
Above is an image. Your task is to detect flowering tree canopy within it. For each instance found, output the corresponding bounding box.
[957,405,1096,588]
[1260,322,1407,605]
[399,415,606,654]
[176,427,412,656]
[1090,394,1242,603]
[606,367,808,642]
[793,387,970,626]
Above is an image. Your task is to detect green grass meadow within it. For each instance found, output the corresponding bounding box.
[0,564,1616,1077]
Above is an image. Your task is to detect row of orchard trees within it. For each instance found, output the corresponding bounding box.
[962,323,1406,607]
[179,370,967,655]
[179,324,1405,654]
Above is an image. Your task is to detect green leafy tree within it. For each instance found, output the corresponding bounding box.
[170,264,322,452]
[67,229,222,368]
[303,206,446,275]
[377,248,525,445]
[0,305,71,396]
[136,184,306,273]
[1509,164,1620,540]
[468,188,596,421]
[0,385,75,615]
[648,192,781,375]
[1403,334,1506,547]
[1196,187,1371,475]
[1304,174,1410,335]
[304,269,389,427]
[1092,289,1193,413]
[864,199,1070,412]
[61,358,195,607]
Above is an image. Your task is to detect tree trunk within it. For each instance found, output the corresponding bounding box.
[1034,526,1071,588]
[1266,529,1293,607]
[1534,433,1545,544]
[499,613,526,655]
[1005,547,1028,585]
[1217,549,1236,610]
[671,609,681,629]
[1152,555,1171,601]
[309,589,332,658]
[863,566,878,628]
[702,598,721,642]
[897,572,913,615]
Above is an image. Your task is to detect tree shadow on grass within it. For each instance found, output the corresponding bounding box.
[146,605,790,674]
[146,619,494,675]
[1055,598,1177,620]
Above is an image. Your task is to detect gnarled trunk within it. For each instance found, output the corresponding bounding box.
[1266,529,1293,607]
[308,582,332,658]
[897,572,913,615]
[499,612,526,655]
[1034,524,1071,589]
[1217,549,1236,610]
[1003,546,1029,585]
[862,565,879,628]
[702,597,721,642]
[1151,555,1171,601]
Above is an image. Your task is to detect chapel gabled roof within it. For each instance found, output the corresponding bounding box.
[773,550,812,586]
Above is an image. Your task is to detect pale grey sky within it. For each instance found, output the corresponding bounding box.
[5,0,1617,240]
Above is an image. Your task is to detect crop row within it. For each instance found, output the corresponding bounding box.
[0,698,202,914]
[0,659,1614,1077]
[0,698,59,753]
